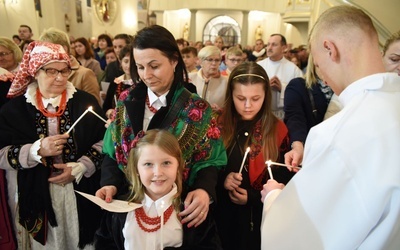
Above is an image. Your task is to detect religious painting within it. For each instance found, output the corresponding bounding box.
[76,0,83,23]
[87,0,91,7]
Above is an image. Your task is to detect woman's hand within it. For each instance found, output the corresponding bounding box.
[229,187,248,205]
[224,172,242,191]
[179,189,209,228]
[38,133,69,157]
[95,185,117,203]
[48,163,75,186]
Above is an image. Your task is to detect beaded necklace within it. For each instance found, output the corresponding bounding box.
[36,88,67,118]
[134,204,174,233]
[145,95,158,114]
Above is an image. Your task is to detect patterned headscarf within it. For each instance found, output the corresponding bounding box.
[7,41,71,98]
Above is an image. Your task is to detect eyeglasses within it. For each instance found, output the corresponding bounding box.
[40,67,72,77]
[228,58,243,63]
[204,58,221,64]
[0,52,13,58]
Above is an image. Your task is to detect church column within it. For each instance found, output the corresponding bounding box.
[189,9,197,42]
[153,11,164,26]
[242,11,249,46]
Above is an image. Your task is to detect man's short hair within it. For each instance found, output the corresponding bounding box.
[270,34,287,46]
[19,25,32,33]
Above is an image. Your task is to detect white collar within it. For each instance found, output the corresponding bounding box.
[147,88,168,107]
[25,82,76,109]
[143,183,178,215]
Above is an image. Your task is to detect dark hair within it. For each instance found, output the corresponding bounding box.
[118,45,132,61]
[270,34,287,46]
[12,35,21,42]
[114,33,133,45]
[181,46,198,57]
[75,37,95,59]
[19,25,32,33]
[130,25,187,87]
[221,61,280,161]
[97,33,113,47]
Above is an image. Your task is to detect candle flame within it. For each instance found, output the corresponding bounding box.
[265,160,272,167]
[246,147,250,153]
[88,106,93,111]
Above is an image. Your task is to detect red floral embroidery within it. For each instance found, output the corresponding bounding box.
[207,126,220,139]
[194,150,207,162]
[194,99,208,110]
[182,167,190,182]
[188,108,202,121]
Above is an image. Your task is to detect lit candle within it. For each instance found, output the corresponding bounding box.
[267,160,301,171]
[88,106,107,124]
[65,107,90,134]
[238,147,251,174]
[266,160,274,180]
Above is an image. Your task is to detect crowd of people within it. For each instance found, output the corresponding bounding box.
[0,5,399,249]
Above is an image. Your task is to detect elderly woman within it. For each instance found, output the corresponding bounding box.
[95,25,226,248]
[0,36,23,107]
[0,41,105,249]
[0,35,23,250]
[382,30,400,75]
[188,45,228,110]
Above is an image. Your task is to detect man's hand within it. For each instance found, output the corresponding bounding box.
[261,179,284,203]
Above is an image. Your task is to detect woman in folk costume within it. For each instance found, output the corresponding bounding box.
[95,24,227,237]
[0,41,106,249]
[215,62,295,250]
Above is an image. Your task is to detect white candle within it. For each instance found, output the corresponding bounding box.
[88,107,107,124]
[267,160,301,170]
[266,160,274,180]
[160,200,165,250]
[238,147,251,174]
[65,108,90,134]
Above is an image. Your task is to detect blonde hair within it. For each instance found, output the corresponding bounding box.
[198,45,221,61]
[0,36,23,63]
[126,130,184,210]
[383,30,400,56]
[304,53,317,88]
[309,6,377,49]
[39,27,71,54]
[225,46,243,58]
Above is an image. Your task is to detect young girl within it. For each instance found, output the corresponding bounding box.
[95,129,222,249]
[215,62,295,250]
[104,45,134,118]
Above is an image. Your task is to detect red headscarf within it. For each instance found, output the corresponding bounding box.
[7,41,71,98]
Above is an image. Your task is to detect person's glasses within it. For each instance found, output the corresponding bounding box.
[228,58,243,63]
[40,67,72,77]
[204,58,221,64]
[0,52,13,58]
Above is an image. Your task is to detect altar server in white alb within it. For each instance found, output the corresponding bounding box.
[257,34,303,119]
[260,5,400,250]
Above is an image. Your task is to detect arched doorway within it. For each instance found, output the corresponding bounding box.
[202,15,241,46]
